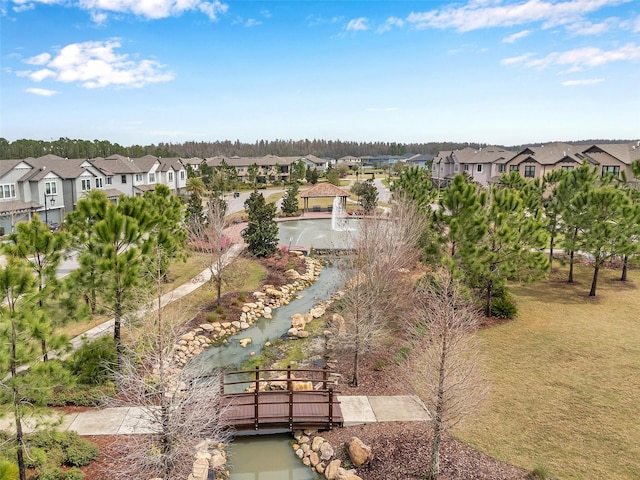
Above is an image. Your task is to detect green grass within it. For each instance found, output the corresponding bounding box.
[454,265,640,479]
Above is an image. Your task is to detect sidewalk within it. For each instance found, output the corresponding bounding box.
[0,396,430,436]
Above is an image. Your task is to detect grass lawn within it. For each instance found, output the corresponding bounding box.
[454,265,640,479]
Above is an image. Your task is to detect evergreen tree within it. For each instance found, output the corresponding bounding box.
[472,186,549,316]
[281,182,300,216]
[391,165,436,212]
[242,192,279,257]
[4,215,69,360]
[351,179,378,214]
[576,186,633,296]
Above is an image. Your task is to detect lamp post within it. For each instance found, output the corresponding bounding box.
[44,193,55,225]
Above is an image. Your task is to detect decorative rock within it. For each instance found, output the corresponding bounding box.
[335,467,363,480]
[296,330,310,338]
[309,452,320,466]
[311,436,325,451]
[347,437,373,467]
[239,338,252,348]
[324,459,341,480]
[320,441,334,460]
[199,324,214,332]
[240,321,250,330]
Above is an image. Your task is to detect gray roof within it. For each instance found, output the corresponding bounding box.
[581,142,640,165]
[16,155,92,182]
[510,143,585,166]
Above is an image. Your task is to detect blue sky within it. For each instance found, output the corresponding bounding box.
[1,0,638,147]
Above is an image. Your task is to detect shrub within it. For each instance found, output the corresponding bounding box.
[67,336,116,385]
[491,294,518,319]
[64,438,99,467]
[32,466,63,480]
[24,447,48,469]
[372,359,386,371]
[527,463,552,480]
[63,468,85,480]
[393,346,412,364]
[0,459,19,480]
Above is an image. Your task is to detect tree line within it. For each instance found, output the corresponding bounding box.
[0,136,486,160]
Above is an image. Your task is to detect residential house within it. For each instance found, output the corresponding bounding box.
[405,153,434,170]
[504,143,586,180]
[432,146,515,186]
[578,142,640,181]
[158,157,188,193]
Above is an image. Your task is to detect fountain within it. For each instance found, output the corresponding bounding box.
[331,195,349,231]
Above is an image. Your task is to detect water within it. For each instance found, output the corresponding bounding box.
[229,434,320,480]
[192,262,343,375]
[331,196,349,232]
[278,218,359,250]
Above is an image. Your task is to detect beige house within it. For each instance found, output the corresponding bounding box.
[432,146,515,187]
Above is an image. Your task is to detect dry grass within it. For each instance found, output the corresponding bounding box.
[455,265,640,480]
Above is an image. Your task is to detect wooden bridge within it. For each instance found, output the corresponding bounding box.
[220,366,343,433]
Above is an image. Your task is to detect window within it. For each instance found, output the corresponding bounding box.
[81,179,91,191]
[0,183,16,199]
[45,181,57,195]
[180,171,185,180]
[121,175,127,184]
[464,164,470,171]
[149,173,155,183]
[602,165,620,177]
[168,171,174,182]
[454,165,459,172]
[524,165,536,178]
[562,166,574,171]
[498,165,505,173]
[95,177,103,188]
[106,176,113,185]
[135,174,143,182]
[476,164,483,173]
[510,165,519,172]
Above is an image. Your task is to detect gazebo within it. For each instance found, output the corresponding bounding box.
[300,183,350,214]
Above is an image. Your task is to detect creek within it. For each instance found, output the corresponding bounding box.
[192,261,343,479]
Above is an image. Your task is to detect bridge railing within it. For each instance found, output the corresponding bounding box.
[221,365,342,431]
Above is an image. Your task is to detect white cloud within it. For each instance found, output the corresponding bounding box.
[90,11,108,25]
[14,0,228,20]
[566,18,615,35]
[244,18,261,27]
[24,52,51,65]
[19,39,175,89]
[25,87,58,96]
[346,17,369,32]
[406,0,627,32]
[377,16,404,33]
[562,78,605,85]
[501,53,535,65]
[502,43,640,70]
[502,30,531,43]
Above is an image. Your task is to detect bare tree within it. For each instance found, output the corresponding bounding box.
[409,268,488,480]
[187,195,233,305]
[331,197,425,386]
[104,245,230,480]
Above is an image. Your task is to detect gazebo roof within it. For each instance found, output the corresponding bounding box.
[300,183,350,198]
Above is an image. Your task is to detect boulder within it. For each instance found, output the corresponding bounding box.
[336,468,363,480]
[320,441,334,460]
[292,381,313,391]
[265,288,283,298]
[239,338,252,348]
[347,437,373,467]
[311,436,325,451]
[324,459,341,480]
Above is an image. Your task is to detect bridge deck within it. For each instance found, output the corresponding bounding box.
[221,390,343,432]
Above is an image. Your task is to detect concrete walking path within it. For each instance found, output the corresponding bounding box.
[0,395,430,436]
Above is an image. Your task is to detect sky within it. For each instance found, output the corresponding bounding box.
[1,0,639,148]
